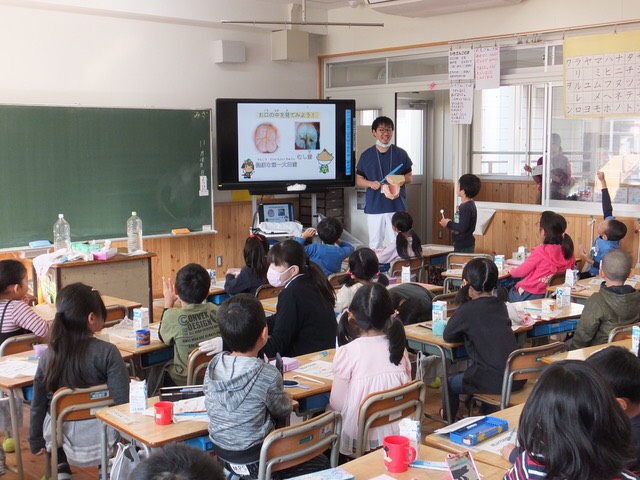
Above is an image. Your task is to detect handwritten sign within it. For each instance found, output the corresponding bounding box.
[475,46,500,89]
[450,82,474,124]
[449,47,475,81]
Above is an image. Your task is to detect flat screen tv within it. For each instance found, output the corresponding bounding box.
[216,98,356,194]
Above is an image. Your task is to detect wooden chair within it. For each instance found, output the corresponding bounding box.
[444,253,493,293]
[256,411,341,480]
[544,273,566,298]
[327,272,348,289]
[186,347,211,384]
[470,342,567,413]
[431,292,459,319]
[354,380,426,458]
[608,322,640,343]
[390,257,424,283]
[0,333,43,356]
[47,384,115,480]
[104,304,129,328]
[255,284,283,300]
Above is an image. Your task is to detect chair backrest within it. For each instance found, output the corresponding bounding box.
[257,411,342,480]
[0,333,43,356]
[431,292,459,319]
[608,322,640,343]
[49,384,114,479]
[355,380,426,458]
[255,284,283,300]
[327,272,348,289]
[104,304,129,328]
[186,347,211,384]
[445,253,493,270]
[500,341,567,409]
[390,257,424,283]
[544,273,566,297]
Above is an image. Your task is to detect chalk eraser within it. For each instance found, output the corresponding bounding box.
[29,240,52,248]
[171,228,191,235]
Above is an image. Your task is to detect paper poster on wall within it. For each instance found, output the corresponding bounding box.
[450,82,474,124]
[563,30,640,117]
[449,47,475,81]
[475,46,500,89]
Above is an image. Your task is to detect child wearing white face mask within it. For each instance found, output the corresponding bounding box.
[261,240,337,358]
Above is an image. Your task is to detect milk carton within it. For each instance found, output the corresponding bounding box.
[555,286,571,309]
[632,325,640,356]
[129,379,147,413]
[401,265,411,283]
[494,255,505,272]
[398,418,421,457]
[133,307,149,331]
[432,300,447,322]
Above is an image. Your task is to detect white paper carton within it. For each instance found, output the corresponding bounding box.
[133,307,150,331]
[432,300,447,322]
[129,379,147,413]
[398,418,421,457]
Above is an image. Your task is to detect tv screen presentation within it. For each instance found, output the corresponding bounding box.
[216,98,356,194]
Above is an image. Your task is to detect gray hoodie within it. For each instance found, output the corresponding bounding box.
[204,352,292,458]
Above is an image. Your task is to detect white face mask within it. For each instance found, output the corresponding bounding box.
[376,140,393,148]
[267,265,294,288]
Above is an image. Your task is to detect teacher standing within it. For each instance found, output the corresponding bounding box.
[355,116,413,249]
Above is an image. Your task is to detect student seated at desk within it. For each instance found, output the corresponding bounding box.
[204,294,329,478]
[588,346,640,474]
[225,233,269,296]
[443,258,523,420]
[374,211,422,265]
[0,259,49,344]
[261,240,336,358]
[330,282,411,457]
[569,250,640,350]
[160,263,221,386]
[335,248,389,314]
[295,216,355,276]
[503,361,638,480]
[130,444,225,480]
[29,283,129,479]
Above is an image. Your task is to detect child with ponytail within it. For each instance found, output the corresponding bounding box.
[330,282,411,456]
[508,211,575,302]
[224,233,269,295]
[261,240,336,358]
[442,258,522,420]
[29,283,129,479]
[375,211,422,265]
[335,248,389,313]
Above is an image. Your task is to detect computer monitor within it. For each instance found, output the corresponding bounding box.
[258,203,295,223]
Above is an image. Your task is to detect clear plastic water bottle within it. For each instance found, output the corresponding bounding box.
[127,212,143,253]
[53,214,71,251]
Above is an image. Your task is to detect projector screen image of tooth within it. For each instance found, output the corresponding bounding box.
[237,103,336,182]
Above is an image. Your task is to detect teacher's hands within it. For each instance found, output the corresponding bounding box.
[369,180,381,191]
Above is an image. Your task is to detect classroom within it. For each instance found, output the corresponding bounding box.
[1,1,640,479]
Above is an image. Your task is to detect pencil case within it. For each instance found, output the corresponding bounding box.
[159,385,204,402]
[449,416,509,446]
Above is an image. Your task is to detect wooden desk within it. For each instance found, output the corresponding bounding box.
[424,403,524,471]
[209,280,226,296]
[33,295,142,322]
[283,349,335,401]
[442,267,513,293]
[342,445,507,479]
[421,243,454,281]
[33,252,155,320]
[541,339,632,364]
[513,299,583,338]
[261,297,278,313]
[545,276,640,305]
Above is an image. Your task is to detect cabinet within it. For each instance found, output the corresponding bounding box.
[298,190,345,227]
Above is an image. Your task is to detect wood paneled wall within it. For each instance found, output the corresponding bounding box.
[433,179,639,265]
[475,179,539,204]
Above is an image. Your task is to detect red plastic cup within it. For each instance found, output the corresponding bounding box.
[154,401,173,425]
[383,435,416,473]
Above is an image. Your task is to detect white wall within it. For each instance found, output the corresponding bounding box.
[0,1,321,201]
[323,0,640,54]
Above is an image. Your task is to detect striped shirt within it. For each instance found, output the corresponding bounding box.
[505,451,640,480]
[0,300,49,337]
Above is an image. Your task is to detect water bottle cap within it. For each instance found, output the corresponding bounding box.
[131,211,137,216]
[58,214,64,219]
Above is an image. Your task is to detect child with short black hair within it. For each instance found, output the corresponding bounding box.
[570,250,640,349]
[375,211,422,264]
[335,247,389,313]
[160,263,220,385]
[130,444,225,480]
[587,346,640,474]
[296,216,355,276]
[439,173,480,252]
[580,171,628,278]
[225,233,269,295]
[204,294,329,478]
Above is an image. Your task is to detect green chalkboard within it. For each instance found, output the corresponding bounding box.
[0,105,213,248]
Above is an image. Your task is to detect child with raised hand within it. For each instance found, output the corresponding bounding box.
[507,211,575,302]
[443,258,522,420]
[0,259,49,343]
[580,171,628,278]
[375,211,422,265]
[296,216,355,276]
[28,283,129,479]
[330,282,411,456]
[224,233,269,295]
[261,240,336,358]
[503,361,638,480]
[569,250,640,350]
[335,247,389,313]
[439,173,480,252]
